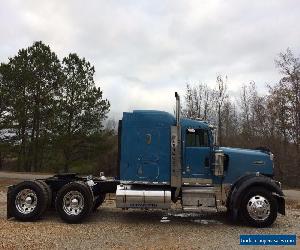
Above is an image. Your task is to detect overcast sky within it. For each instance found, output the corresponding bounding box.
[1,0,300,119]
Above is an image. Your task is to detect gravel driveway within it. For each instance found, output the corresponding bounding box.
[0,174,299,249]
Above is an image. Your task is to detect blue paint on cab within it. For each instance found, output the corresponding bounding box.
[119,110,274,184]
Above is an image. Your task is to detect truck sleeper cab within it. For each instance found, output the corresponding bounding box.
[7,93,285,227]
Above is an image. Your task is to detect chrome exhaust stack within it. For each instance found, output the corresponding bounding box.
[171,92,182,201]
[175,92,180,126]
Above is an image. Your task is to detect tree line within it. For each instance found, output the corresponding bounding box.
[182,48,300,187]
[0,41,115,174]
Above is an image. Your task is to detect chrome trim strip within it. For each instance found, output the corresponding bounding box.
[181,178,213,185]
[120,180,170,185]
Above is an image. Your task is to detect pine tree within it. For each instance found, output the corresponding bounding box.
[57,53,110,172]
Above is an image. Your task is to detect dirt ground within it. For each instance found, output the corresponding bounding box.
[0,173,299,249]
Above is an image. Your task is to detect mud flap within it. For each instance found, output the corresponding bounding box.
[7,185,15,219]
[273,193,285,215]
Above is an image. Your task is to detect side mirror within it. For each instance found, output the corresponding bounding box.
[214,150,224,176]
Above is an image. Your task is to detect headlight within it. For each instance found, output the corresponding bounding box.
[269,153,274,161]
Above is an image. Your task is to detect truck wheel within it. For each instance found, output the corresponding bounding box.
[93,193,106,211]
[8,180,48,221]
[55,181,93,223]
[36,180,52,208]
[239,187,278,227]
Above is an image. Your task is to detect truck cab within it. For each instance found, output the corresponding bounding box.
[116,93,285,227]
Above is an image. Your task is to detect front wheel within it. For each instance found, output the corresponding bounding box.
[55,181,93,223]
[239,187,278,227]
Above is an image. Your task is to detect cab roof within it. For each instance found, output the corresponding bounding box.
[124,110,210,129]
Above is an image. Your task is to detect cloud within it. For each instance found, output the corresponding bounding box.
[1,0,300,119]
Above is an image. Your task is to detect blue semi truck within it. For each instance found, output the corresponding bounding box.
[7,93,285,227]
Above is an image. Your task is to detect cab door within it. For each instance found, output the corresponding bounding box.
[135,128,160,181]
[183,128,212,181]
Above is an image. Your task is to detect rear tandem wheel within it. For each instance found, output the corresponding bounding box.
[8,180,49,221]
[55,181,94,223]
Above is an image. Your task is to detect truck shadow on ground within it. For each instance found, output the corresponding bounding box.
[89,208,283,229]
[88,208,235,227]
[127,211,230,226]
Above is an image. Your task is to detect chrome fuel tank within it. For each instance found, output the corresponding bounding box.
[116,185,171,209]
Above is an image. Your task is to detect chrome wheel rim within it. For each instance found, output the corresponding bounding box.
[247,195,270,221]
[15,189,38,214]
[63,191,85,216]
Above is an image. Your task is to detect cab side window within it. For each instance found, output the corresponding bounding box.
[186,129,209,147]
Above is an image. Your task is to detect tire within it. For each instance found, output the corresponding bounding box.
[55,181,93,223]
[8,180,48,221]
[239,187,278,227]
[36,180,52,208]
[93,193,106,211]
